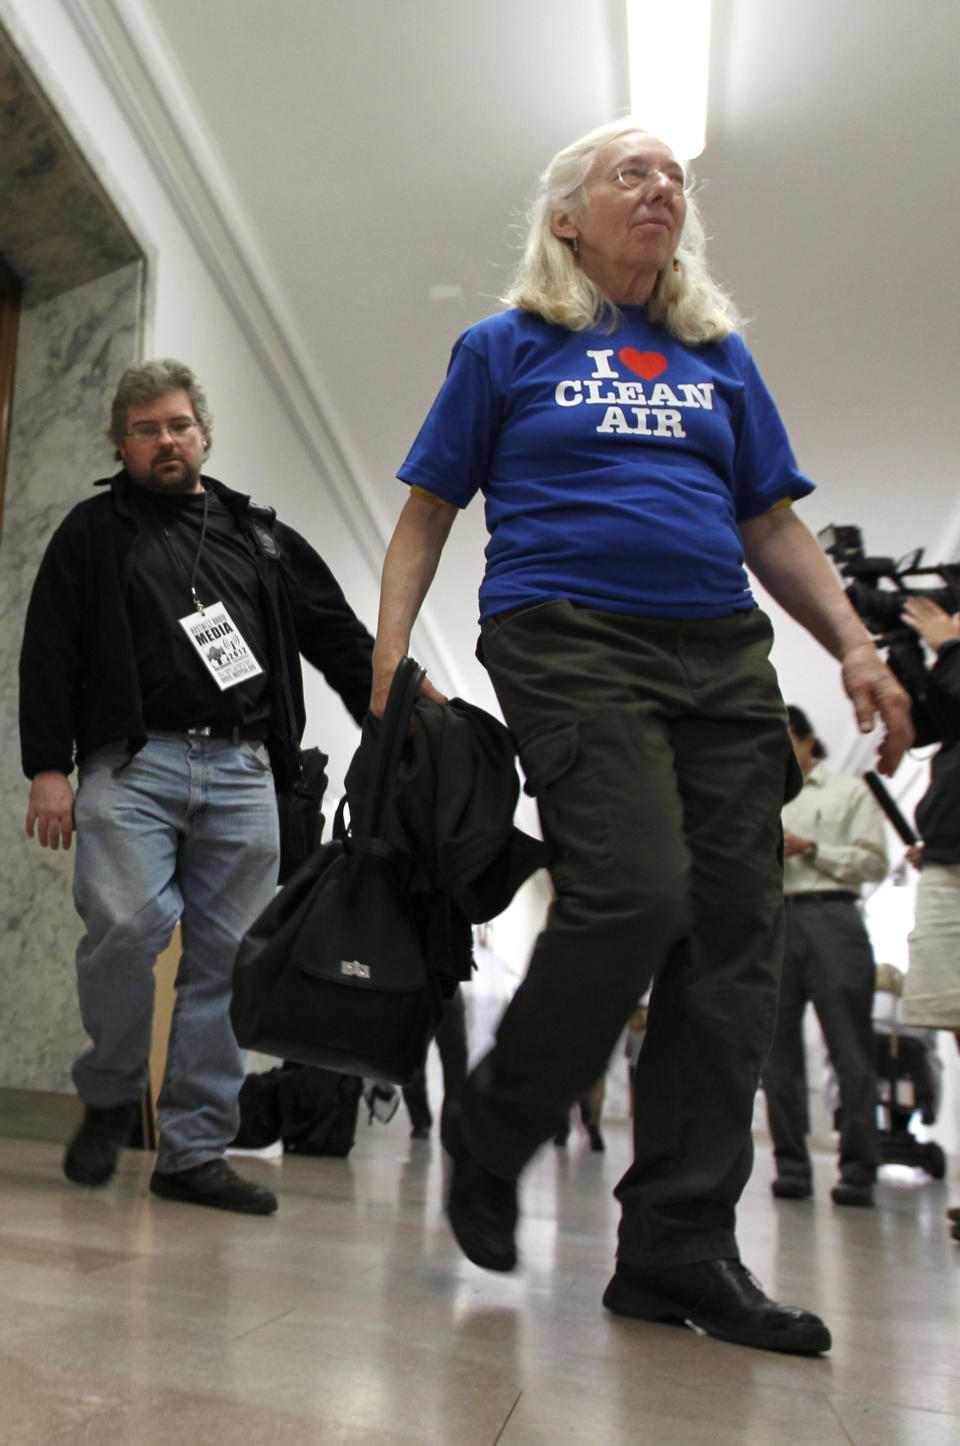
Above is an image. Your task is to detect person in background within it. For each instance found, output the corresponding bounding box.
[900,596,960,1243]
[403,989,468,1149]
[20,359,372,1215]
[554,1074,607,1152]
[370,118,911,1353]
[762,705,888,1207]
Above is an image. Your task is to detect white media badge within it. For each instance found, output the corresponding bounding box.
[178,600,264,691]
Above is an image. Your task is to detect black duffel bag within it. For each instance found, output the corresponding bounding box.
[231,657,441,1085]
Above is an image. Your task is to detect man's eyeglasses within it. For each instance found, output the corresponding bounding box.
[126,418,200,442]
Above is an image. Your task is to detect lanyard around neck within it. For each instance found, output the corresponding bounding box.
[160,486,211,613]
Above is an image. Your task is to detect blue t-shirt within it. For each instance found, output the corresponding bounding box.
[398,307,814,620]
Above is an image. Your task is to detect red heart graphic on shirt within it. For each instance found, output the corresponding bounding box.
[618,348,667,381]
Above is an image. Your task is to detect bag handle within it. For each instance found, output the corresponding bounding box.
[357,655,425,840]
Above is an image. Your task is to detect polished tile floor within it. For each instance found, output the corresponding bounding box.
[0,1114,957,1446]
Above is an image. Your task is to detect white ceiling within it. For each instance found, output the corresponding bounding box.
[100,0,960,774]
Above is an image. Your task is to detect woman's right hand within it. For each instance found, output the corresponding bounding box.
[369,661,395,719]
[370,652,449,718]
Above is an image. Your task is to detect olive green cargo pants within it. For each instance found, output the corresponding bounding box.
[462,600,797,1267]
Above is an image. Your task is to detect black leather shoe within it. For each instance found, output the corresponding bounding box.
[63,1102,140,1186]
[771,1176,812,1200]
[602,1258,831,1355]
[150,1159,277,1215]
[831,1181,874,1207]
[446,1141,518,1272]
[945,1206,960,1223]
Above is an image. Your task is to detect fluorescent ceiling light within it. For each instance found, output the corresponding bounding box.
[625,0,712,162]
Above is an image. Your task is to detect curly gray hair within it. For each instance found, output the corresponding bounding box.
[108,359,213,456]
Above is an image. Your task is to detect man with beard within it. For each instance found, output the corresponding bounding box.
[20,359,373,1214]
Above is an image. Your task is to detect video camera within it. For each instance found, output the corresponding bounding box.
[819,524,960,742]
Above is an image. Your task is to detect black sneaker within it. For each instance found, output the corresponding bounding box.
[63,1102,140,1186]
[603,1258,831,1355]
[150,1158,277,1215]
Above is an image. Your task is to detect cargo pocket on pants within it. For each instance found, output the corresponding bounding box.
[518,719,615,887]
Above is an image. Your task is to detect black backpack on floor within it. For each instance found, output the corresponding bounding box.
[233,1063,362,1158]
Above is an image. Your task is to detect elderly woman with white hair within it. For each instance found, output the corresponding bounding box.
[371,119,910,1354]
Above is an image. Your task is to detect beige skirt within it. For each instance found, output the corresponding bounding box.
[902,862,960,1030]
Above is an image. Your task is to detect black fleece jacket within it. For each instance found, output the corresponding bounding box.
[19,471,373,788]
[345,695,547,984]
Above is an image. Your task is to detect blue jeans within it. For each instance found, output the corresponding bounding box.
[72,733,280,1172]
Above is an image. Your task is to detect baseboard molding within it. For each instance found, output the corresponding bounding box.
[0,1087,81,1143]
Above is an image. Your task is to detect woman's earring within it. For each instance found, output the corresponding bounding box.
[571,237,579,255]
[672,258,680,272]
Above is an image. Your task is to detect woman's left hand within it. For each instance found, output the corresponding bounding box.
[741,505,913,775]
[839,641,913,775]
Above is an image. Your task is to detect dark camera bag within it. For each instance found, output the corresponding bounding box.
[231,657,440,1084]
[276,745,329,884]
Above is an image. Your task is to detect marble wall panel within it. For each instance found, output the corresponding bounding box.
[0,262,142,1089]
